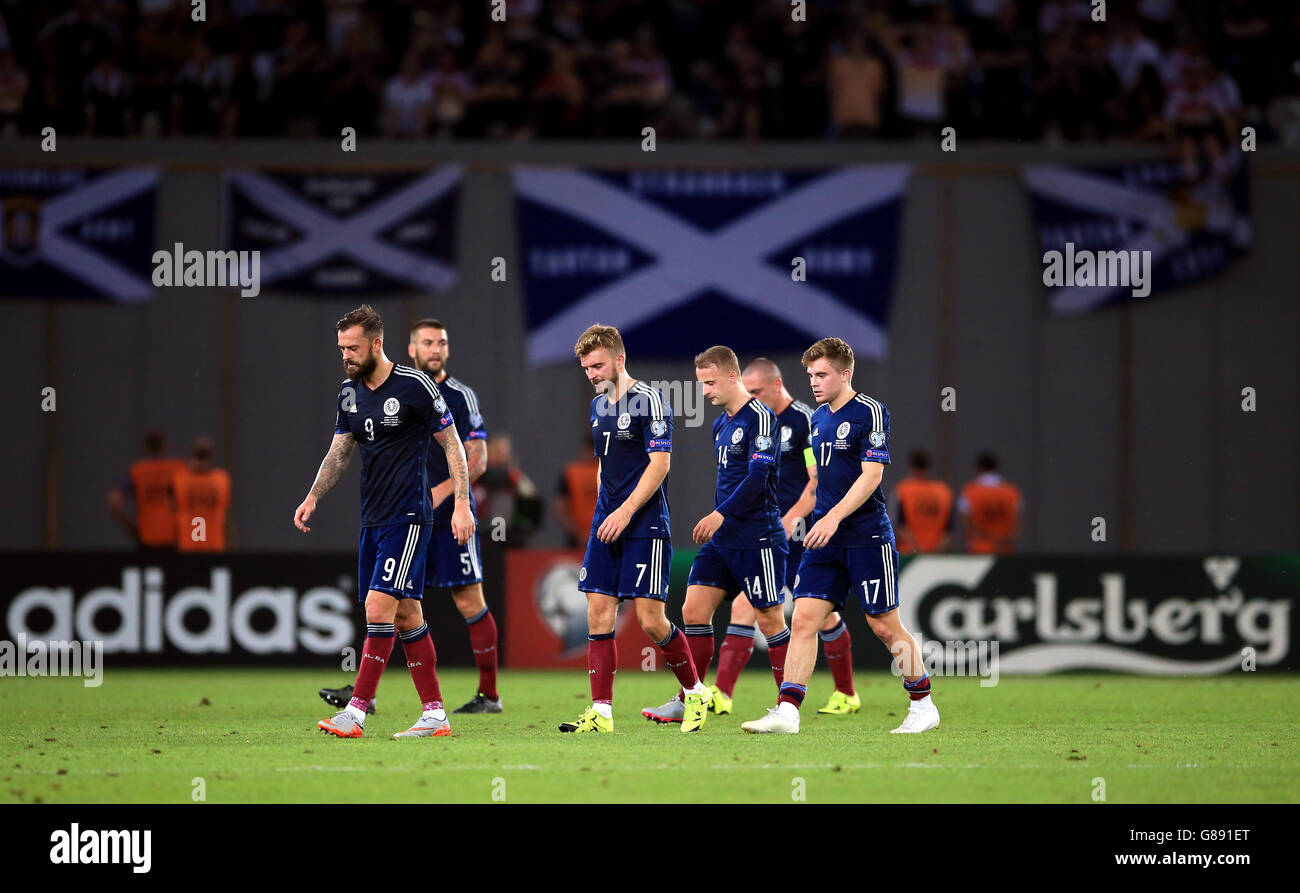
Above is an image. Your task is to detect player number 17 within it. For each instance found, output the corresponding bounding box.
[819,442,832,466]
[862,578,880,604]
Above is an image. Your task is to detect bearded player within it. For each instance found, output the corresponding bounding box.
[317,318,498,715]
[641,346,788,728]
[741,338,938,735]
[706,358,859,716]
[295,305,475,739]
[559,324,711,734]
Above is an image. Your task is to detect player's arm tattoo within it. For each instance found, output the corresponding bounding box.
[309,433,357,500]
[435,427,471,504]
[464,438,488,484]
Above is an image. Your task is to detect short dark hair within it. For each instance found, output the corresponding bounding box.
[191,437,214,463]
[909,449,931,472]
[336,304,383,339]
[411,318,446,341]
[143,430,166,455]
[976,451,998,472]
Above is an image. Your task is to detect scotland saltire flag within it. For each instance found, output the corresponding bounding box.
[225,167,461,294]
[514,166,910,365]
[0,167,158,301]
[1024,154,1251,315]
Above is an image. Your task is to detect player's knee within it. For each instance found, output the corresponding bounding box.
[453,585,485,617]
[755,609,786,637]
[790,609,822,639]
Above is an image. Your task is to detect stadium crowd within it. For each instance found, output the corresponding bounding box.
[0,0,1294,143]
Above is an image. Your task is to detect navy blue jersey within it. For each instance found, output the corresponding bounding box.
[808,391,894,546]
[334,364,454,528]
[591,380,671,539]
[710,398,785,549]
[775,399,815,516]
[425,373,486,513]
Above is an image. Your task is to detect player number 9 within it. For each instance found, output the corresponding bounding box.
[381,557,396,582]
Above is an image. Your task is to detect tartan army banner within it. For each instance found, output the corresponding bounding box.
[224,167,461,294]
[0,167,158,301]
[515,166,910,365]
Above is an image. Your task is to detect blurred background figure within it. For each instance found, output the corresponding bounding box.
[106,430,183,552]
[473,434,542,545]
[173,437,231,552]
[554,433,599,549]
[959,452,1023,554]
[892,449,955,554]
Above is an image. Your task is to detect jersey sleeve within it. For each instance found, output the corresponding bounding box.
[335,384,353,435]
[463,384,487,441]
[644,394,672,453]
[427,380,455,434]
[861,403,890,465]
[747,413,779,471]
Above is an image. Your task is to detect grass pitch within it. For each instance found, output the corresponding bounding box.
[3,668,1296,804]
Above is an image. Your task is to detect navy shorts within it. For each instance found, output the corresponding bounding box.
[792,542,900,615]
[687,541,787,610]
[358,523,432,602]
[579,535,671,601]
[424,512,483,590]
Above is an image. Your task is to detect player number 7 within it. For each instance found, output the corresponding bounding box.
[862,578,880,604]
[635,563,647,586]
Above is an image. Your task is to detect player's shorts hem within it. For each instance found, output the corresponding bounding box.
[359,585,422,602]
[792,591,843,606]
[577,586,616,597]
[425,576,484,591]
[616,591,669,602]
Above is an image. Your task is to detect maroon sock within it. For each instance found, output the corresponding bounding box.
[588,633,616,704]
[713,626,755,697]
[466,608,499,700]
[680,624,715,699]
[766,628,791,689]
[399,624,442,708]
[656,626,699,690]
[351,622,396,707]
[819,620,856,696]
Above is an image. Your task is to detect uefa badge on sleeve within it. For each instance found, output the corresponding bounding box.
[651,419,667,437]
[869,430,886,447]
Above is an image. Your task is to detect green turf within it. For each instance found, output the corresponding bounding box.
[3,668,1296,803]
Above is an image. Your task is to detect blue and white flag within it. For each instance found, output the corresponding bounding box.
[1024,155,1251,315]
[0,167,158,301]
[514,166,910,365]
[225,167,461,294]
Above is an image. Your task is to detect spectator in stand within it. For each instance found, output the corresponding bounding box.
[463,30,526,138]
[107,430,185,552]
[473,434,542,546]
[1215,0,1276,114]
[37,0,120,132]
[532,42,586,138]
[320,25,382,137]
[1164,50,1240,179]
[171,36,233,137]
[959,452,1023,554]
[892,450,955,554]
[427,45,472,138]
[0,49,29,136]
[381,50,431,137]
[84,52,134,136]
[173,437,232,552]
[973,1,1032,138]
[270,17,325,136]
[827,29,888,138]
[554,435,600,549]
[1103,15,1165,138]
